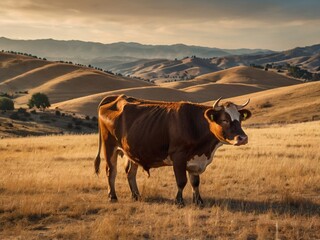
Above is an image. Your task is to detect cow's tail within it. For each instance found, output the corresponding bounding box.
[94,99,104,175]
[94,122,102,175]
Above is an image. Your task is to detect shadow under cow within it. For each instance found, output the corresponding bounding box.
[141,195,320,216]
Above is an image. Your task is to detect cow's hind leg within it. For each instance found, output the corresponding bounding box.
[188,172,204,207]
[124,158,140,201]
[103,139,118,202]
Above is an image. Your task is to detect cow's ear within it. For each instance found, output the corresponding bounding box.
[205,109,220,122]
[239,109,252,121]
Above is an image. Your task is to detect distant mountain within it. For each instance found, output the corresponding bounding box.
[211,44,320,72]
[0,37,273,63]
[1,37,318,82]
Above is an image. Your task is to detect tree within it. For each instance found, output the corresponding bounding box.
[28,93,50,109]
[0,97,14,110]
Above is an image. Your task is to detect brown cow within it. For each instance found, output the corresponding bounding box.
[94,95,251,206]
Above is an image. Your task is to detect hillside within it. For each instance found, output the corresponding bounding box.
[159,66,301,102]
[52,86,197,117]
[111,57,221,82]
[0,52,152,106]
[52,66,302,116]
[206,81,320,125]
[0,108,97,138]
[273,53,320,73]
[194,66,300,87]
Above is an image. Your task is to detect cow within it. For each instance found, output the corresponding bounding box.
[94,95,251,206]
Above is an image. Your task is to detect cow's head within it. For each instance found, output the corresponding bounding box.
[205,97,252,146]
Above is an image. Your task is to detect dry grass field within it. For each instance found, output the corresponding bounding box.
[0,121,319,239]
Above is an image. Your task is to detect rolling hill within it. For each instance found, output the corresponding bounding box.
[194,66,300,87]
[52,86,198,117]
[273,53,320,73]
[110,57,221,82]
[53,80,318,124]
[53,66,302,116]
[0,52,152,106]
[160,66,301,102]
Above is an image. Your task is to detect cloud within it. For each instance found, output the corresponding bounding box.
[0,0,319,50]
[2,0,320,24]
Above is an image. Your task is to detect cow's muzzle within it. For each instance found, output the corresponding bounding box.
[234,135,248,146]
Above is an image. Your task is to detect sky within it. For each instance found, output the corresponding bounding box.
[0,0,319,50]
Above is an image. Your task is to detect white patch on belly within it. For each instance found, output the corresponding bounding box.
[186,143,222,175]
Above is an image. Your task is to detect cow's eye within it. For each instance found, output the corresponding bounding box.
[222,119,229,124]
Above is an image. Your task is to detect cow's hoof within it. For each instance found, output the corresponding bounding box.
[131,193,141,201]
[195,200,204,208]
[108,195,118,203]
[193,195,204,208]
[175,198,185,208]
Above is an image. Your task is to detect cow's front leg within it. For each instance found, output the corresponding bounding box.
[173,156,187,207]
[188,172,204,207]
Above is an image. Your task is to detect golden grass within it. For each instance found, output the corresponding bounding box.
[0,121,319,239]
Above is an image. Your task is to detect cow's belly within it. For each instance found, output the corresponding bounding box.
[162,155,214,174]
[119,147,170,169]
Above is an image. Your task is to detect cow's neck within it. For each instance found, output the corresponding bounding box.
[190,131,222,158]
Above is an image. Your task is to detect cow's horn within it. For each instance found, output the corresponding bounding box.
[212,97,222,110]
[236,99,250,110]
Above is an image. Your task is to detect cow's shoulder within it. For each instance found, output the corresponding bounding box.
[172,102,210,128]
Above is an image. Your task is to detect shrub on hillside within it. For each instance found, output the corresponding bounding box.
[28,93,51,109]
[0,97,14,110]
